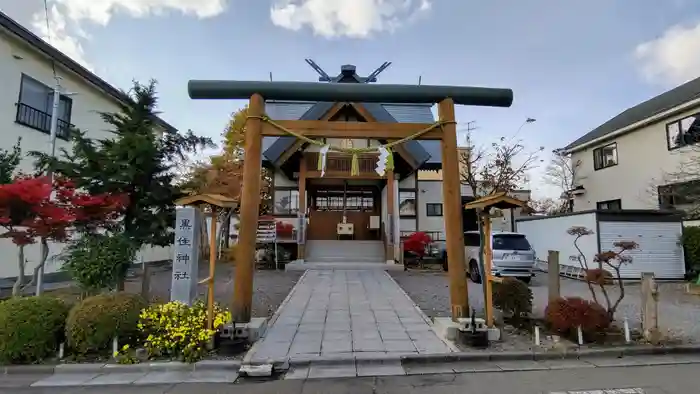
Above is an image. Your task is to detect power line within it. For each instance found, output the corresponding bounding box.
[42,0,58,79]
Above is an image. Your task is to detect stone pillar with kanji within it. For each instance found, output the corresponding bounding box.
[170,206,201,305]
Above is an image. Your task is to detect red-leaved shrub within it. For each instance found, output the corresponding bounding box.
[545,297,611,341]
[403,232,432,258]
[275,221,294,237]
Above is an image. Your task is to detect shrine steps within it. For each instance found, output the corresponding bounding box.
[286,240,399,271]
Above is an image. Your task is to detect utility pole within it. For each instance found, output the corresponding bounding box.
[461,120,478,146]
[35,75,62,296]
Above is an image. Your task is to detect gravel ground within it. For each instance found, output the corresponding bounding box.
[124,262,303,318]
[389,270,700,344]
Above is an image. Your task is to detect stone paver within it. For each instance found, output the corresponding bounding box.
[249,270,451,364]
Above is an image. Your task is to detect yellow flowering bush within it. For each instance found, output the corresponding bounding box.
[114,344,138,364]
[138,300,231,363]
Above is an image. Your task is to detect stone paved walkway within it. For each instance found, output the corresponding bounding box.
[248,270,452,364]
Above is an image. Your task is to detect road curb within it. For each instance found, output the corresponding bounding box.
[249,344,700,370]
[2,359,241,375]
[399,344,700,364]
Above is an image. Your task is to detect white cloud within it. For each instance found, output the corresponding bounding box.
[270,0,431,38]
[31,4,93,70]
[52,0,227,26]
[635,20,700,86]
[6,0,228,71]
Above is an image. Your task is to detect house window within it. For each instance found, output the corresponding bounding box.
[666,114,700,150]
[16,74,73,140]
[344,192,374,212]
[426,203,443,216]
[593,143,618,170]
[273,189,299,215]
[596,199,621,210]
[399,190,416,217]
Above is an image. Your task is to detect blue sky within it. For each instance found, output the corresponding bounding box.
[2,0,700,198]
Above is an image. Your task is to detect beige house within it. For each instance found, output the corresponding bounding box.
[561,76,700,214]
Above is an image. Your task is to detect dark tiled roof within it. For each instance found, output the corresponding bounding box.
[0,11,176,132]
[261,65,439,168]
[564,76,700,151]
[262,100,434,168]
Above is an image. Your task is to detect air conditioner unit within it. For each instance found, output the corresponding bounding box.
[571,187,586,196]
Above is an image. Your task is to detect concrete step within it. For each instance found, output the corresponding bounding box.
[305,256,385,263]
[285,262,403,271]
[306,240,385,262]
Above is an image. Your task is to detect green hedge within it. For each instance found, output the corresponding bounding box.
[681,226,700,276]
[0,296,69,364]
[66,292,147,355]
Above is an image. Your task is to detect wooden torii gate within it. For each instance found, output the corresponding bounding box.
[188,78,514,323]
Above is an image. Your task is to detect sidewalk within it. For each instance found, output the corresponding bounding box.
[245,270,452,367]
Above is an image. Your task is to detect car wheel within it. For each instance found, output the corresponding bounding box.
[519,276,532,284]
[469,261,482,284]
[442,253,448,272]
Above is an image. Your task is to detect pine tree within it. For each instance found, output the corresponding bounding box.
[32,80,213,247]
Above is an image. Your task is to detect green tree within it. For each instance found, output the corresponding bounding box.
[32,80,213,248]
[0,138,21,184]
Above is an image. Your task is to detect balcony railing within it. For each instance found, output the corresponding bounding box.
[304,152,378,174]
[15,103,72,140]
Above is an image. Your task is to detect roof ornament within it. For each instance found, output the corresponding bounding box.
[364,61,392,83]
[304,59,333,82]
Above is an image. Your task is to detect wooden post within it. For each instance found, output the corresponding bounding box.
[438,98,469,319]
[386,169,395,262]
[482,214,494,327]
[298,157,307,260]
[641,272,660,343]
[232,93,264,323]
[547,250,560,302]
[207,208,217,330]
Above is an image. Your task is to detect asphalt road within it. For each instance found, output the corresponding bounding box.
[5,363,696,393]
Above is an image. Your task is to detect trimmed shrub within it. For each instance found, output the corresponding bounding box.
[0,296,69,364]
[545,297,610,341]
[66,292,147,354]
[681,226,700,276]
[492,277,533,322]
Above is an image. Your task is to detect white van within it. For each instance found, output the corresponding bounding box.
[441,231,536,284]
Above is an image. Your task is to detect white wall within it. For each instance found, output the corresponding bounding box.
[516,212,598,269]
[571,104,700,211]
[416,180,445,238]
[0,31,120,174]
[273,171,297,187]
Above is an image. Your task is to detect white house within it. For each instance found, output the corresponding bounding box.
[561,76,700,214]
[0,12,174,282]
